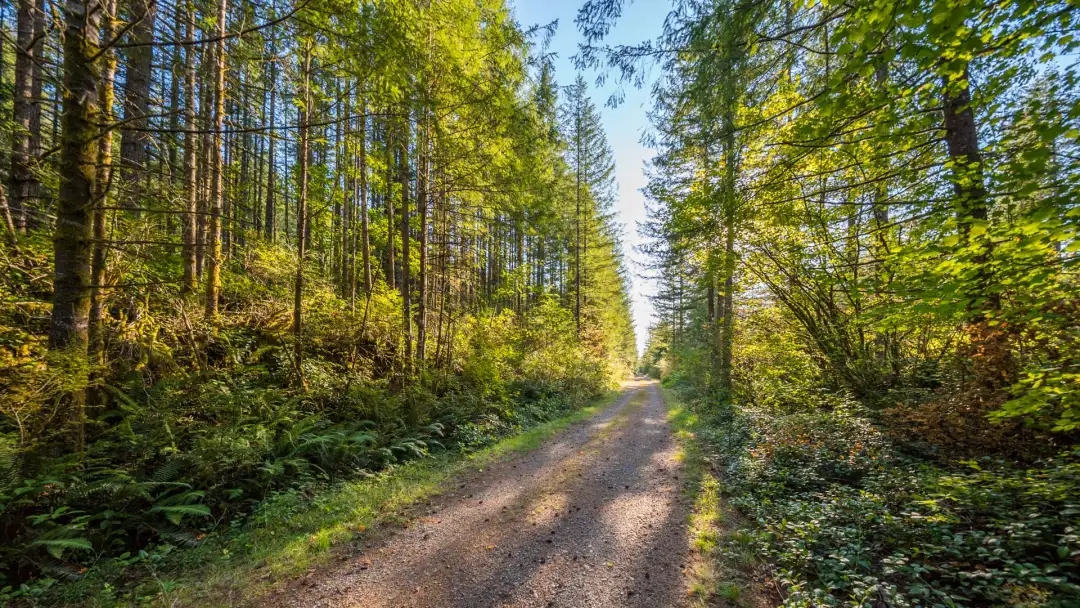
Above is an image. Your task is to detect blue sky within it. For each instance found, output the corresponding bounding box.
[511,0,670,355]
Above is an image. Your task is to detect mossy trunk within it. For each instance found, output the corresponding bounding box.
[51,0,103,453]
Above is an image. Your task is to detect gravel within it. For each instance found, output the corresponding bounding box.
[263,380,692,608]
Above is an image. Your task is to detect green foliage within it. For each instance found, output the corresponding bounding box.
[667,378,1080,606]
[3,0,641,601]
[0,237,614,601]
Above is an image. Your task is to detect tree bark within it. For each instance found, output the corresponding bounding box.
[293,46,311,385]
[400,115,412,368]
[51,0,103,453]
[51,0,101,350]
[196,51,210,276]
[181,0,198,292]
[942,65,996,315]
[27,0,45,220]
[118,0,157,213]
[204,0,227,318]
[0,184,15,240]
[574,106,582,335]
[10,0,36,232]
[417,110,428,362]
[359,90,371,293]
[90,0,119,363]
[264,24,277,241]
[384,121,396,289]
[941,64,1011,387]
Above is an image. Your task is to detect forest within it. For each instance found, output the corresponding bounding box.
[590,0,1080,604]
[3,0,1080,605]
[0,0,638,602]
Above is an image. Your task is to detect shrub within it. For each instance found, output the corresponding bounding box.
[672,380,1080,606]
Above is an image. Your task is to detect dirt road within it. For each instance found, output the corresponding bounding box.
[266,380,693,608]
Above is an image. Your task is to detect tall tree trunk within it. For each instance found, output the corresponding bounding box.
[253,94,264,235]
[942,66,995,315]
[342,84,354,305]
[166,24,182,225]
[118,0,157,213]
[384,122,396,289]
[359,90,371,293]
[52,0,102,453]
[10,0,36,232]
[181,0,198,292]
[264,25,277,241]
[715,115,738,399]
[0,16,17,240]
[400,117,412,369]
[222,95,232,256]
[293,46,311,385]
[332,88,344,292]
[204,0,227,318]
[27,0,45,221]
[941,64,1011,386]
[196,51,211,276]
[417,112,428,362]
[90,0,119,363]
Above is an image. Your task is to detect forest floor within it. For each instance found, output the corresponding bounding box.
[258,380,721,608]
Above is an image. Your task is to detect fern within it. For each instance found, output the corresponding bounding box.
[31,537,92,561]
[150,490,211,525]
[150,458,184,483]
[150,504,211,525]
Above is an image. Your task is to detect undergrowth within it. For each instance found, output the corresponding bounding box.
[47,390,618,606]
[0,239,623,605]
[663,379,1080,607]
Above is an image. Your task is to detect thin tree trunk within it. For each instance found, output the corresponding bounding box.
[181,0,198,292]
[0,11,17,242]
[359,89,371,293]
[90,0,119,363]
[400,115,412,369]
[574,107,582,335]
[0,184,15,240]
[166,24,182,227]
[264,25,277,241]
[417,113,428,362]
[196,47,211,277]
[384,121,396,289]
[10,0,36,232]
[293,46,311,386]
[27,0,45,222]
[332,87,344,292]
[204,0,228,318]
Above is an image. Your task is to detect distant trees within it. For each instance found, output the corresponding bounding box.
[561,75,616,337]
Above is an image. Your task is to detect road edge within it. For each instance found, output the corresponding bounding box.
[175,386,634,606]
[662,385,776,608]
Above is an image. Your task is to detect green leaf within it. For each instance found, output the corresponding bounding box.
[150,504,212,525]
[32,538,92,560]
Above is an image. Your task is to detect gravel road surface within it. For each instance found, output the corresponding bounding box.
[264,379,692,608]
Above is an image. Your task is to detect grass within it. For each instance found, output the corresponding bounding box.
[662,386,766,608]
[60,390,624,607]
